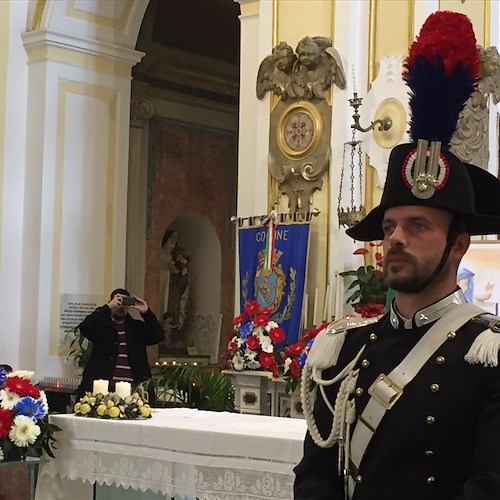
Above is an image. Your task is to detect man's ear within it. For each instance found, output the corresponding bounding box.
[453,232,470,260]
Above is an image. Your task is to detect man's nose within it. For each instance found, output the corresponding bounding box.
[388,224,406,246]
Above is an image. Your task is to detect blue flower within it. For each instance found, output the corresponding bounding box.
[13,396,46,420]
[0,366,6,387]
[239,321,252,339]
[298,352,307,368]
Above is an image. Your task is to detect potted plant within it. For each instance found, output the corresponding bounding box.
[65,327,92,373]
[339,244,388,318]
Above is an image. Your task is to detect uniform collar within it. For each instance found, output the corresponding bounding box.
[389,288,467,329]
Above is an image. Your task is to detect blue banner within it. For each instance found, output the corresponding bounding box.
[238,218,310,344]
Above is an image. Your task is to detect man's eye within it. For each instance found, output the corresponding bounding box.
[382,224,393,234]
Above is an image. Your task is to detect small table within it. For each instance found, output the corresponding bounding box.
[35,408,307,500]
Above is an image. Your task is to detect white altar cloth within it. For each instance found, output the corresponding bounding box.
[36,408,307,500]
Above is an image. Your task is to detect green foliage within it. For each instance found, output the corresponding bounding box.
[140,365,235,412]
[65,327,93,368]
[339,265,388,305]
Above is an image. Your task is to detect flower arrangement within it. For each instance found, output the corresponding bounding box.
[0,367,59,462]
[74,391,152,419]
[225,300,286,377]
[339,244,388,318]
[282,323,328,393]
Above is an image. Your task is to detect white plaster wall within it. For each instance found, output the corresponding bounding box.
[236,2,271,218]
[0,1,30,368]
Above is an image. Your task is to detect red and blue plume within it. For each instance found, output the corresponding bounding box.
[403,11,480,147]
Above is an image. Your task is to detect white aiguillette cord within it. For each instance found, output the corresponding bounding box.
[348,302,484,498]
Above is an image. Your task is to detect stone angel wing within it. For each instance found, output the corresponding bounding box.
[256,54,276,100]
[325,46,347,90]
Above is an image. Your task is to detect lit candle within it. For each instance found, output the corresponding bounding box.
[92,379,109,395]
[115,381,131,399]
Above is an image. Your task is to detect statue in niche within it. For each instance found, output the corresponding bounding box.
[256,42,297,100]
[256,37,346,101]
[450,45,500,168]
[159,230,190,351]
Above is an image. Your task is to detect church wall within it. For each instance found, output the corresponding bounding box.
[0,1,30,368]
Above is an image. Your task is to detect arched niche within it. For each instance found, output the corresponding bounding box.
[158,213,222,364]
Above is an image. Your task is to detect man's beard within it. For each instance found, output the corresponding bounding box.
[383,248,447,294]
[111,308,126,322]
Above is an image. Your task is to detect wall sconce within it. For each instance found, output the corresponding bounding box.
[337,130,366,228]
[349,92,393,133]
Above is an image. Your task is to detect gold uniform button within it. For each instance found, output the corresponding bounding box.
[425,450,434,456]
[361,359,370,368]
[355,475,363,483]
[436,356,445,364]
[447,331,456,339]
[427,476,436,484]
[355,388,364,397]
[426,416,435,425]
[369,333,378,341]
[430,383,440,393]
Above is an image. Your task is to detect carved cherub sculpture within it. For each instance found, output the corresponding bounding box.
[290,36,347,100]
[256,37,346,101]
[256,42,297,100]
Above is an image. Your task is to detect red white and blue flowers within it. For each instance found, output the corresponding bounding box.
[226,301,286,377]
[0,367,58,461]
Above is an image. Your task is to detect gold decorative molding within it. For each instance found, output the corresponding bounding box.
[31,0,46,31]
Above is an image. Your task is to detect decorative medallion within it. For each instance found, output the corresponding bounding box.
[278,102,322,160]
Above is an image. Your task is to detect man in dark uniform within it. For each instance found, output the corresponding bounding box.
[294,11,500,500]
[76,288,164,398]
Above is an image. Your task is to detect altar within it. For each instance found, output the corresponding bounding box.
[35,408,307,500]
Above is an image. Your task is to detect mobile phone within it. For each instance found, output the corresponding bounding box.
[122,296,136,306]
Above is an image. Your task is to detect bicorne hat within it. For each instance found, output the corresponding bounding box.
[347,11,500,242]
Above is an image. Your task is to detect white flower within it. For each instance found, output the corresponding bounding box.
[8,370,34,379]
[253,325,264,335]
[0,446,3,461]
[9,415,41,447]
[232,353,245,370]
[38,390,49,414]
[265,321,279,331]
[245,350,258,361]
[247,359,261,369]
[0,388,20,410]
[284,358,292,373]
[259,336,274,353]
[236,337,244,348]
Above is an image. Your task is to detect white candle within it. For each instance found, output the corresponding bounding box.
[323,283,330,322]
[93,379,109,395]
[115,381,131,399]
[313,288,319,326]
[303,292,309,329]
[352,65,357,94]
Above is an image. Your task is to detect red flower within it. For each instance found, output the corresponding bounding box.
[228,340,238,354]
[375,252,383,263]
[246,335,260,350]
[253,313,269,326]
[260,307,273,316]
[259,352,278,377]
[353,302,385,318]
[244,301,260,315]
[232,313,245,325]
[0,408,13,439]
[353,248,369,255]
[285,341,305,356]
[5,376,35,397]
[269,327,285,343]
[290,358,301,378]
